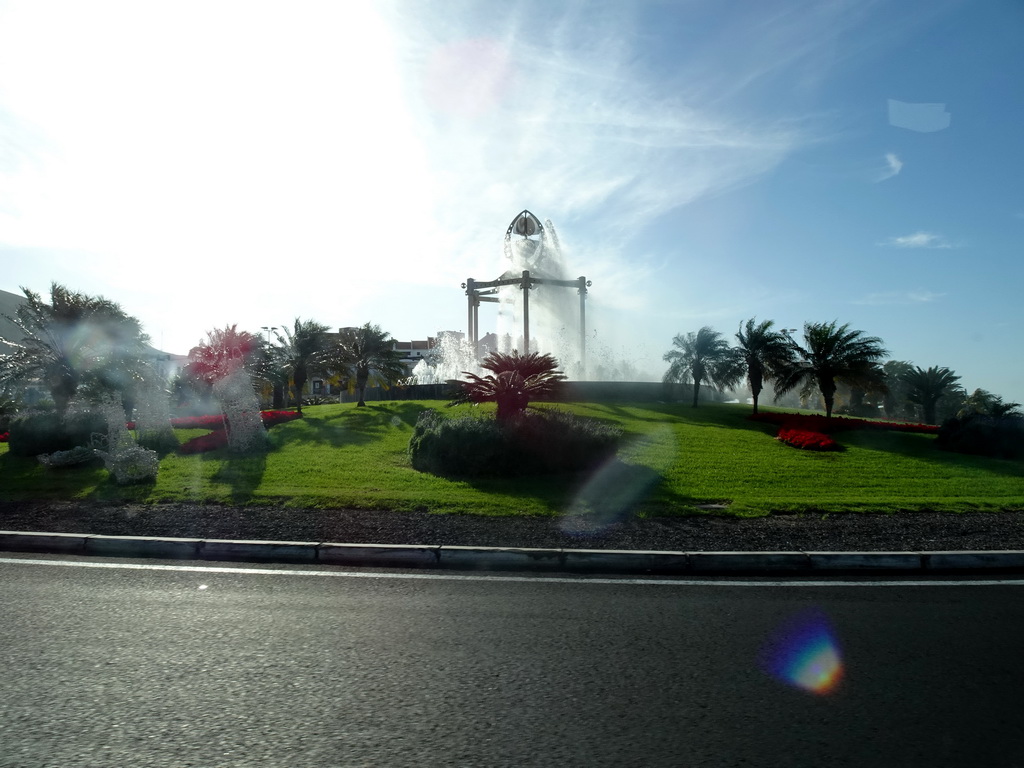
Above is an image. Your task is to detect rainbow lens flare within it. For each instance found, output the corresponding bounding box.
[759,608,844,695]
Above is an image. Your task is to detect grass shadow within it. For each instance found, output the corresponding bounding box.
[280,403,429,448]
[0,451,106,501]
[840,429,1024,479]
[445,454,703,523]
[205,448,268,504]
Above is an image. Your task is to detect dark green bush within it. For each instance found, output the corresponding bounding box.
[936,413,1024,460]
[7,410,107,457]
[0,398,21,433]
[409,408,622,477]
[136,427,180,455]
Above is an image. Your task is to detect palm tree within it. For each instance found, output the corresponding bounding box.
[450,350,566,423]
[0,283,150,415]
[902,365,961,425]
[958,388,1022,419]
[333,323,407,407]
[273,318,332,415]
[881,360,916,419]
[663,326,743,408]
[734,318,794,415]
[774,321,887,418]
[183,325,262,387]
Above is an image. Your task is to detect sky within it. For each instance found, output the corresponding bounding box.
[1,0,1022,402]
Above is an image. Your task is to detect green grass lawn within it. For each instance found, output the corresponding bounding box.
[1,401,1021,517]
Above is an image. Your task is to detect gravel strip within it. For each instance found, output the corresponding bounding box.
[3,501,1024,551]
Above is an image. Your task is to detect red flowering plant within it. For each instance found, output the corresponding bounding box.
[0,431,8,443]
[183,325,261,387]
[776,425,840,451]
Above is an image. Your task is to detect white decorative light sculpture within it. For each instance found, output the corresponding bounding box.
[213,367,266,453]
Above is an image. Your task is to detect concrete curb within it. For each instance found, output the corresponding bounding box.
[4,530,1024,575]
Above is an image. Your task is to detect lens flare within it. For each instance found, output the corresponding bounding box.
[559,426,674,536]
[759,608,843,695]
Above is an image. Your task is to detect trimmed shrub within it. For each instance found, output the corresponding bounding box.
[506,409,624,472]
[136,427,180,455]
[408,410,508,476]
[936,414,1024,460]
[409,408,623,477]
[7,410,107,457]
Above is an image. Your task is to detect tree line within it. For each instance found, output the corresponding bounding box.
[663,319,1020,424]
[2,284,1019,427]
[0,284,407,418]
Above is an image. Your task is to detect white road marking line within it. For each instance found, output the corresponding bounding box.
[1,556,1023,587]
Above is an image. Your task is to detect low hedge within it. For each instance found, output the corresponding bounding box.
[7,410,107,457]
[408,408,623,477]
[937,414,1024,460]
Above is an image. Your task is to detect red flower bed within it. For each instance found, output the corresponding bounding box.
[0,431,8,443]
[749,412,937,434]
[172,414,229,430]
[177,410,302,454]
[179,430,228,454]
[776,426,840,451]
[750,412,938,452]
[260,410,302,428]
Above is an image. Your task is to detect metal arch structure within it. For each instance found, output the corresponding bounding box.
[461,210,592,372]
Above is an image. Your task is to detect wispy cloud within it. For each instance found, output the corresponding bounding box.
[888,99,951,132]
[854,289,946,305]
[879,231,955,249]
[875,152,903,182]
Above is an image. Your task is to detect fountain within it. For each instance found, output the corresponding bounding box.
[413,210,591,383]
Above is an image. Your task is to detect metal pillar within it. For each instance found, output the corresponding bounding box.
[521,270,530,354]
[578,275,588,375]
[463,270,589,364]
[464,278,476,356]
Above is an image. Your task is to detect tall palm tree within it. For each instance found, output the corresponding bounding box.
[734,318,794,415]
[774,321,887,418]
[902,365,961,425]
[663,326,744,408]
[450,350,566,423]
[0,283,150,415]
[333,323,407,407]
[273,318,332,415]
[881,360,916,419]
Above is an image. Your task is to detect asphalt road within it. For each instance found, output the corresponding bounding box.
[2,555,1024,767]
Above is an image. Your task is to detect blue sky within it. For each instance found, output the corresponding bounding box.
[1,0,1021,402]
